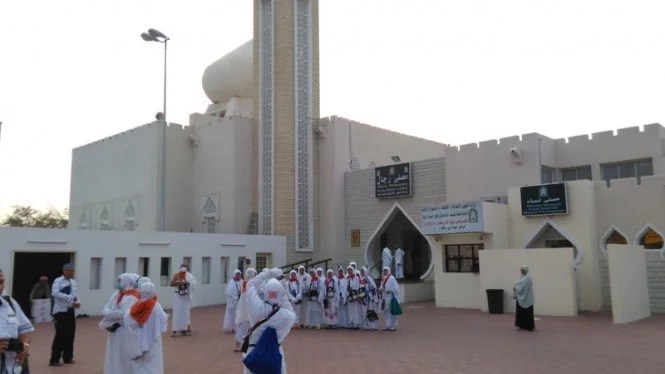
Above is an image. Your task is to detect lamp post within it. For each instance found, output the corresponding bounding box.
[141,28,169,232]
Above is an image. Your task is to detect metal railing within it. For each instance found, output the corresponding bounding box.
[279,258,313,273]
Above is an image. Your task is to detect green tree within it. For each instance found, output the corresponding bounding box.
[2,205,68,228]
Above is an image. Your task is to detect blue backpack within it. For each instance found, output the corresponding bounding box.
[242,326,282,373]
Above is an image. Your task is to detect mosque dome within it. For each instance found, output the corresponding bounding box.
[202,40,253,104]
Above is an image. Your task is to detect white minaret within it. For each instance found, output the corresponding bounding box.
[254,0,320,261]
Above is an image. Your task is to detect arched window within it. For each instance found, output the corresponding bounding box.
[639,229,663,249]
[606,231,628,245]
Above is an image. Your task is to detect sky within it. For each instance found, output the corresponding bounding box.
[1,0,665,216]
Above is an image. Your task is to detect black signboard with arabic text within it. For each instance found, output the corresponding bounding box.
[375,163,412,199]
[520,183,568,216]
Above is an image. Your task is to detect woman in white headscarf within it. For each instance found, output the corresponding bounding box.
[513,265,535,331]
[124,281,169,374]
[322,269,339,328]
[234,268,256,352]
[224,269,243,333]
[345,266,362,329]
[100,273,141,374]
[359,266,379,331]
[284,270,302,327]
[335,267,348,328]
[295,265,310,328]
[379,266,400,331]
[243,268,296,374]
[305,268,324,329]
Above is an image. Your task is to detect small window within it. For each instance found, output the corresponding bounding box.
[139,257,150,277]
[561,165,591,181]
[160,257,171,286]
[182,257,192,270]
[202,257,211,284]
[256,253,271,270]
[606,231,628,245]
[541,166,557,184]
[90,257,102,290]
[444,244,483,273]
[639,229,663,250]
[602,158,653,185]
[114,257,127,277]
[206,218,216,233]
[220,257,229,283]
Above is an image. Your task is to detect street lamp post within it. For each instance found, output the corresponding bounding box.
[141,28,169,232]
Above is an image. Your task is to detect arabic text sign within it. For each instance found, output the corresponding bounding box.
[375,162,412,199]
[520,183,568,216]
[420,201,484,235]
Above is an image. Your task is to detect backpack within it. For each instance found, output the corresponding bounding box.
[242,326,282,374]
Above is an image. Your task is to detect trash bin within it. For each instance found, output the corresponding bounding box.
[486,289,504,314]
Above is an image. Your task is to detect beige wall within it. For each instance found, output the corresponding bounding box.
[607,244,651,323]
[508,180,603,311]
[187,114,254,234]
[70,122,162,232]
[432,234,483,309]
[344,158,446,270]
[479,248,577,316]
[319,116,446,267]
[430,203,509,309]
[445,133,542,203]
[553,124,665,179]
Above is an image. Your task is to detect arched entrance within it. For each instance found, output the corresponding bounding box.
[365,203,433,281]
[523,219,582,310]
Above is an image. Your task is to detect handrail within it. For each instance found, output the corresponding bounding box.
[308,258,333,271]
[280,258,313,272]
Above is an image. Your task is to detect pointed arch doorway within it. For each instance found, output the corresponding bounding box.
[365,203,433,281]
[523,219,582,310]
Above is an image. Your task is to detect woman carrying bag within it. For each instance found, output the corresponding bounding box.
[379,266,401,331]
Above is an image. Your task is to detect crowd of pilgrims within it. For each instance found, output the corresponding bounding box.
[96,262,400,373]
[224,262,401,348]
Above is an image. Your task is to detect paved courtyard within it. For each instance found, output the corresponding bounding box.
[28,302,663,373]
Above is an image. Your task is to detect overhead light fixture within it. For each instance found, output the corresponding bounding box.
[391,155,401,163]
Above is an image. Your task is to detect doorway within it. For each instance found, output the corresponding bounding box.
[365,204,432,281]
[12,252,74,318]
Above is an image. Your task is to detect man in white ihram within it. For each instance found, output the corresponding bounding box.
[169,265,197,337]
[394,247,405,280]
[382,247,393,274]
[243,268,295,373]
[223,269,243,333]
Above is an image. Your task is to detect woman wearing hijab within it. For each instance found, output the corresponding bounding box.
[359,266,379,331]
[169,264,197,337]
[335,267,348,328]
[513,265,535,331]
[285,270,302,328]
[224,269,243,333]
[243,268,296,374]
[124,281,169,374]
[379,266,400,331]
[296,265,310,328]
[101,273,141,374]
[345,266,361,329]
[235,267,257,352]
[322,269,339,328]
[305,268,324,329]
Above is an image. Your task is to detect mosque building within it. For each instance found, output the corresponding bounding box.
[56,0,665,320]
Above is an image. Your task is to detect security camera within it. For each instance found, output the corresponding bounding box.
[509,147,522,164]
